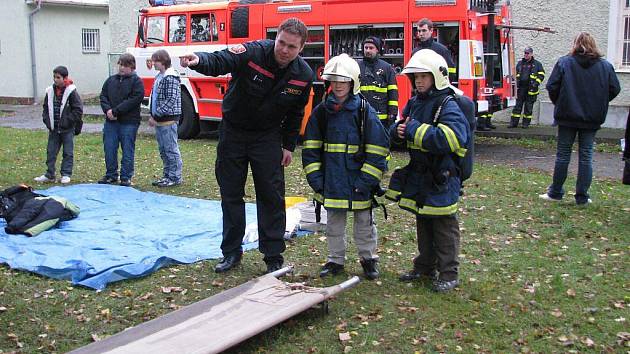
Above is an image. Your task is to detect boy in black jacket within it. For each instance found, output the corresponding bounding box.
[34,66,83,185]
[98,53,145,186]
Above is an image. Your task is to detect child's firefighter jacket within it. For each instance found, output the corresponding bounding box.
[387,90,469,216]
[302,94,389,210]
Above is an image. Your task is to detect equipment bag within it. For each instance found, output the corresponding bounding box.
[431,94,476,182]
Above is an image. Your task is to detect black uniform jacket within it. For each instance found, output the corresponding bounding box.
[192,40,313,151]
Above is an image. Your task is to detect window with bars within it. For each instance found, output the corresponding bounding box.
[82,28,100,53]
[623,14,630,67]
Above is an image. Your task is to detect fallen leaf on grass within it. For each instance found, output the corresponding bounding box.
[211,280,224,287]
[566,289,576,298]
[550,309,563,318]
[0,306,7,312]
[161,286,185,293]
[580,337,594,347]
[91,333,101,342]
[339,332,351,342]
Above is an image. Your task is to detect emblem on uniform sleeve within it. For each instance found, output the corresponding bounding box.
[228,44,247,54]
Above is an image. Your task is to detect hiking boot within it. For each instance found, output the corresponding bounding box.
[432,279,459,293]
[360,258,379,280]
[508,117,519,128]
[119,179,132,187]
[98,176,118,185]
[399,269,437,282]
[34,175,54,183]
[486,119,497,129]
[522,118,531,129]
[60,176,71,184]
[319,262,344,277]
[265,259,284,274]
[215,253,242,273]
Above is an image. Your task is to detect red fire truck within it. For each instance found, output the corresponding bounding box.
[129,0,516,139]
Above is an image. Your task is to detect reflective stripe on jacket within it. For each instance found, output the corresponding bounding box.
[302,94,389,210]
[387,90,468,216]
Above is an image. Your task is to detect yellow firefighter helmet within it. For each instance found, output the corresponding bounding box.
[402,49,463,95]
[321,53,361,95]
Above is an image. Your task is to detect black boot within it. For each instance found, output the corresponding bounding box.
[508,116,519,128]
[215,253,242,273]
[486,116,497,129]
[319,262,344,277]
[522,118,531,129]
[360,258,379,280]
[476,117,489,131]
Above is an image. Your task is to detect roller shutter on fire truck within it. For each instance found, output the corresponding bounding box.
[130,0,515,139]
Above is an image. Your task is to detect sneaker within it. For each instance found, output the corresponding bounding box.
[34,175,54,183]
[157,179,181,188]
[60,176,71,184]
[432,279,459,293]
[319,262,344,277]
[98,176,119,184]
[151,178,167,186]
[539,193,561,202]
[576,199,592,206]
[119,179,132,187]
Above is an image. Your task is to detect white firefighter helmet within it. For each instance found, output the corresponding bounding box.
[402,49,463,95]
[321,53,361,95]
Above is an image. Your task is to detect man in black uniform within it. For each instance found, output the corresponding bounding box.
[412,18,456,82]
[511,46,545,128]
[358,36,399,129]
[180,18,313,274]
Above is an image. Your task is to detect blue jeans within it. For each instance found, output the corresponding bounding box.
[155,122,183,183]
[103,120,140,181]
[548,126,597,204]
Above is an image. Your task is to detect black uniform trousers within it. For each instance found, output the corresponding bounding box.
[512,86,537,122]
[412,214,460,281]
[215,123,286,263]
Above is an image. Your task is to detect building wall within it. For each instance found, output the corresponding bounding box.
[109,0,145,55]
[0,2,110,101]
[0,2,36,102]
[511,0,628,126]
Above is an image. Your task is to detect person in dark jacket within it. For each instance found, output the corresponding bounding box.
[388,49,469,293]
[510,47,545,128]
[540,32,621,205]
[148,49,183,188]
[303,54,389,280]
[98,53,145,186]
[34,66,83,185]
[180,18,313,274]
[358,36,399,129]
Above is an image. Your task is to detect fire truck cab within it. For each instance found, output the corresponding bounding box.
[129,0,515,139]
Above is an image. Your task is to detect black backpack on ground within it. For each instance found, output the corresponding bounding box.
[0,185,43,222]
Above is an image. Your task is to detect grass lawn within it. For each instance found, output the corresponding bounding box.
[0,127,628,353]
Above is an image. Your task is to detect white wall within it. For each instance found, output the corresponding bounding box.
[0,2,110,101]
[0,2,35,100]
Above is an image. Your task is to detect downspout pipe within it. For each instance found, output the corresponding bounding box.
[28,1,42,104]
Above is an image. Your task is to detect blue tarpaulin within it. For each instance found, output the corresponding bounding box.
[0,184,259,290]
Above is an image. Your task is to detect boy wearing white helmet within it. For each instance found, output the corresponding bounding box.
[302,54,390,280]
[387,49,470,292]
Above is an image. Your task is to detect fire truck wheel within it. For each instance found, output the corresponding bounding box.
[178,92,200,139]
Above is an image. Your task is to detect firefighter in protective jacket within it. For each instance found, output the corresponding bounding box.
[511,46,545,128]
[180,18,313,275]
[387,49,469,292]
[358,36,399,129]
[302,54,389,280]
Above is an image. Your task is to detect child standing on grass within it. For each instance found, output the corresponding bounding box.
[302,54,389,280]
[147,49,183,187]
[389,49,469,293]
[34,66,83,185]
